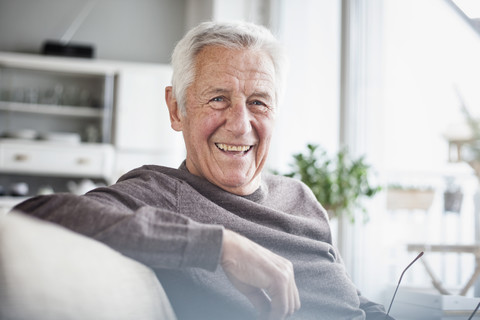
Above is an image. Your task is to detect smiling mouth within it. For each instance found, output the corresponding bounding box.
[215,143,253,154]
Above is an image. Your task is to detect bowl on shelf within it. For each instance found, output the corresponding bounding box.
[4,129,38,140]
[39,132,81,144]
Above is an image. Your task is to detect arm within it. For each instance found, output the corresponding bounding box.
[13,192,223,271]
[14,192,301,319]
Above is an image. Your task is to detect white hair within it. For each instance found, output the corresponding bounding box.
[170,21,288,114]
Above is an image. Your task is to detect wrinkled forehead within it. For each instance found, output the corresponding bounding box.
[193,46,276,93]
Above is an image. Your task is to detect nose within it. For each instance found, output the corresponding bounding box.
[224,100,252,135]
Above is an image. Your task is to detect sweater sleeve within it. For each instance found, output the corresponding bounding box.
[12,190,224,272]
[359,294,395,319]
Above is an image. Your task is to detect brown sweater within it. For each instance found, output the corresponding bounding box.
[14,163,391,319]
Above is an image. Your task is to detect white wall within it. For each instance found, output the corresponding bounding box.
[0,0,186,63]
[268,0,342,173]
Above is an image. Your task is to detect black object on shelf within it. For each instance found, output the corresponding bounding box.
[41,1,98,59]
[42,41,95,59]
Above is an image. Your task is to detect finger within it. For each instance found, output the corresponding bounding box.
[289,270,301,315]
[276,260,298,317]
[268,294,288,320]
[293,279,301,312]
[267,273,290,320]
[241,285,271,317]
[252,289,271,319]
[288,281,295,316]
[254,256,292,319]
[225,272,271,318]
[270,264,300,319]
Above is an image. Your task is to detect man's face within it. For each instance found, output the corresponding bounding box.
[168,46,277,195]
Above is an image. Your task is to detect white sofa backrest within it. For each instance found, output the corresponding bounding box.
[0,211,176,320]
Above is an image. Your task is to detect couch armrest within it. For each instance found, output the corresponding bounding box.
[0,211,176,320]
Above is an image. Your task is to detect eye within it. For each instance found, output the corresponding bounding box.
[208,96,229,109]
[248,99,271,113]
[251,100,265,106]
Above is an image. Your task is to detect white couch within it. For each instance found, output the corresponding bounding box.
[0,212,177,320]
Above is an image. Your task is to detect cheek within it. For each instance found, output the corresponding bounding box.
[256,118,275,144]
[187,112,222,142]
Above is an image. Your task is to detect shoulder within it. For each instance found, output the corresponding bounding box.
[115,164,197,191]
[262,172,314,196]
[118,164,186,181]
[94,165,192,208]
[262,173,328,218]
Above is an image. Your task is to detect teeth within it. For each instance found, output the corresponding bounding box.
[216,143,251,152]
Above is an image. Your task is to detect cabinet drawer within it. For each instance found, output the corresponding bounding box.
[0,141,114,179]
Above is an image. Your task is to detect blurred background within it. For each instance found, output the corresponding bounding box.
[1,0,480,318]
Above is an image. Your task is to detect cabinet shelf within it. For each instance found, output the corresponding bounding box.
[0,101,103,118]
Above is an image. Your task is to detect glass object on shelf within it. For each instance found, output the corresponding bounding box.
[0,64,114,144]
[39,84,64,105]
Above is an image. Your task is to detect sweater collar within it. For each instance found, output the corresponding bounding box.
[178,160,267,203]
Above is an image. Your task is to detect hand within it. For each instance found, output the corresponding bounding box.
[221,229,301,319]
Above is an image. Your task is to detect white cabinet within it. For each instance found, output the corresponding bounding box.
[0,52,184,193]
[112,63,184,181]
[0,140,114,178]
[115,65,173,151]
[0,52,115,145]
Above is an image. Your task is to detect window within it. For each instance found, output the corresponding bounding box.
[359,0,480,304]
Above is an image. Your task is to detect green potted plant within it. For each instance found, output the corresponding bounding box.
[282,144,380,223]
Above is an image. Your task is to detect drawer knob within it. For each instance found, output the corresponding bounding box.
[14,154,29,162]
[77,158,90,165]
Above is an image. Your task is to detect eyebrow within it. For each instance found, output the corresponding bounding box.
[200,87,230,97]
[250,91,273,101]
[201,87,273,100]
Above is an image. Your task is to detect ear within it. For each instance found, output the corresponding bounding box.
[165,86,184,132]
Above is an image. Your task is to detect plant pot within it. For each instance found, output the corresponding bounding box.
[443,190,463,213]
[386,189,435,210]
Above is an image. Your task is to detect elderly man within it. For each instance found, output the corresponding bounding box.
[14,21,392,319]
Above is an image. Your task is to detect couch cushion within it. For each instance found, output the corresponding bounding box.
[0,211,176,320]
